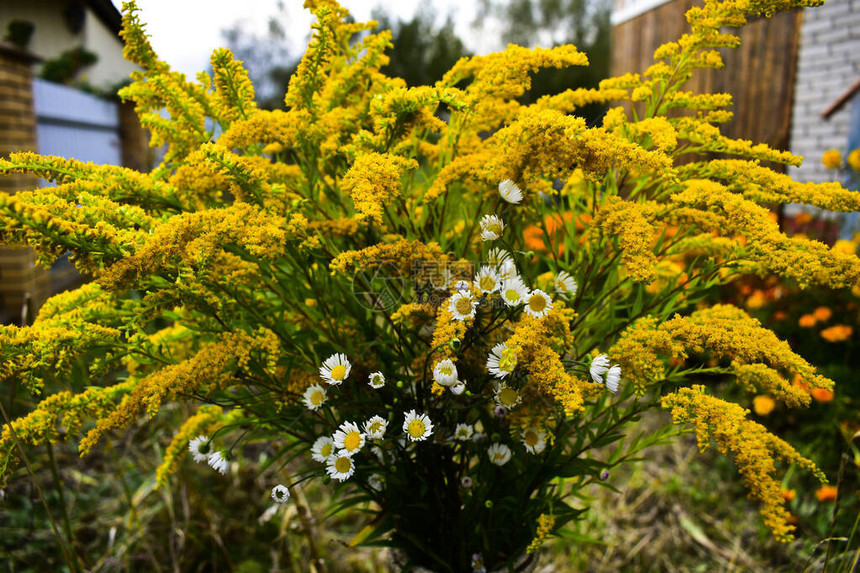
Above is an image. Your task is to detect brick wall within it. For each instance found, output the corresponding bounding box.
[788,0,860,184]
[0,42,49,324]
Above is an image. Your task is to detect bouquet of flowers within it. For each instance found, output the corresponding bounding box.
[1,0,857,570]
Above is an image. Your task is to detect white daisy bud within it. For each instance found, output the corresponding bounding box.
[498,179,523,204]
[271,484,290,503]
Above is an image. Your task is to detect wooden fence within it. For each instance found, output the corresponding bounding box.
[611,0,803,153]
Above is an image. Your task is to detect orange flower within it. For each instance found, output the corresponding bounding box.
[753,395,776,416]
[812,307,832,322]
[781,489,796,503]
[815,485,838,503]
[772,311,787,321]
[798,314,817,328]
[746,290,766,309]
[523,212,576,254]
[811,387,834,403]
[792,374,810,392]
[822,149,842,169]
[820,324,852,343]
[794,212,813,225]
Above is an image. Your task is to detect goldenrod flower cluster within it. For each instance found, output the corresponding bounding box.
[0,0,853,565]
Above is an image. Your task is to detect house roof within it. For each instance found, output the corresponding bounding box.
[86,0,124,37]
[821,77,860,120]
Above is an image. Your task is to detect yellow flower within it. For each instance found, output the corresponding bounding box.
[822,149,841,169]
[753,395,776,416]
[847,148,860,171]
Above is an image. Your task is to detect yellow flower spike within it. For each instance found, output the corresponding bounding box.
[611,305,833,406]
[341,153,418,225]
[663,385,826,542]
[155,404,224,488]
[210,48,257,124]
[78,328,279,456]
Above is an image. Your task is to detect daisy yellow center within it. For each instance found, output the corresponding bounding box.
[371,375,383,386]
[369,421,383,434]
[455,297,473,315]
[524,430,539,447]
[486,222,503,235]
[528,294,547,313]
[499,387,518,407]
[408,419,426,438]
[493,453,505,462]
[310,390,324,405]
[335,457,352,473]
[504,289,519,302]
[457,430,469,438]
[344,431,362,451]
[440,366,452,376]
[479,275,496,291]
[499,348,517,372]
[320,443,333,457]
[330,364,347,380]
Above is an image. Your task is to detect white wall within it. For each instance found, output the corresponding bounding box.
[788,0,860,184]
[0,0,138,92]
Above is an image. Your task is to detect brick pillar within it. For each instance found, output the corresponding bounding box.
[0,41,49,325]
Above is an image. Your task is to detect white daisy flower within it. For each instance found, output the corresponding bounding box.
[524,289,553,319]
[521,427,547,454]
[368,371,385,389]
[480,214,505,241]
[450,380,466,395]
[449,291,478,321]
[363,415,388,440]
[500,276,528,307]
[333,421,366,456]
[605,365,621,393]
[453,423,474,441]
[475,266,501,294]
[403,410,433,442]
[433,359,458,387]
[311,436,336,463]
[498,179,523,204]
[302,384,327,410]
[554,271,578,296]
[493,382,521,409]
[326,451,356,481]
[590,354,610,384]
[319,353,351,385]
[207,451,230,475]
[487,248,513,268]
[487,443,512,466]
[368,474,383,491]
[188,435,211,463]
[486,343,517,379]
[271,484,290,503]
